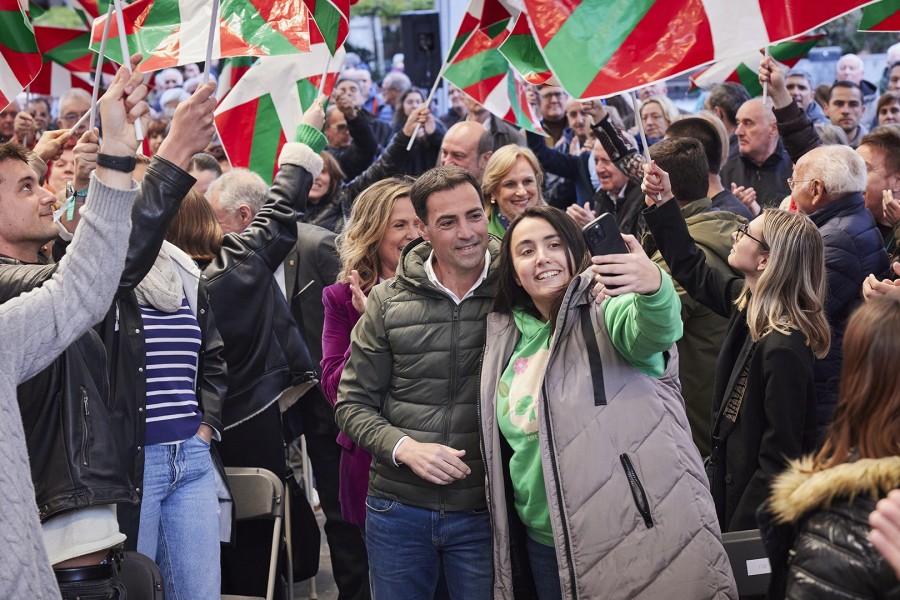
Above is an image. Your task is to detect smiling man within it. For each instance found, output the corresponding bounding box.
[720,97,792,208]
[336,166,501,600]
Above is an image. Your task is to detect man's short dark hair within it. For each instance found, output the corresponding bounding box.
[411,166,483,224]
[188,152,223,176]
[0,142,31,185]
[649,137,709,203]
[829,80,863,101]
[860,125,900,177]
[786,69,814,87]
[666,117,723,174]
[706,82,750,127]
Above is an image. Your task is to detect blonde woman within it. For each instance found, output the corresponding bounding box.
[639,95,680,142]
[482,144,545,237]
[320,177,418,527]
[643,161,831,532]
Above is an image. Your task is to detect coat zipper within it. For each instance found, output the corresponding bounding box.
[81,386,91,467]
[620,454,653,529]
[476,318,496,592]
[542,289,579,599]
[441,304,461,517]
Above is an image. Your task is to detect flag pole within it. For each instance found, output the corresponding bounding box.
[112,0,143,141]
[631,90,660,201]
[761,47,770,105]
[203,0,220,85]
[90,3,113,132]
[318,54,332,97]
[407,64,446,151]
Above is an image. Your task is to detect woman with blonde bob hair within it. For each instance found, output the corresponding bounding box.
[759,296,900,598]
[643,161,831,533]
[321,176,419,528]
[639,95,680,142]
[482,144,545,238]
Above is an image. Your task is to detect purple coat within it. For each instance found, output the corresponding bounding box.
[321,282,370,527]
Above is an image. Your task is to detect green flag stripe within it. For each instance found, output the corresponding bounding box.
[43,33,94,70]
[248,93,282,179]
[770,40,818,62]
[542,0,654,96]
[500,31,549,80]
[445,53,507,91]
[219,1,306,55]
[296,78,319,112]
[0,10,39,54]
[310,0,342,54]
[861,0,900,29]
[735,63,762,97]
[93,0,180,64]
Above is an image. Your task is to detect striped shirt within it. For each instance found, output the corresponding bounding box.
[140,298,202,445]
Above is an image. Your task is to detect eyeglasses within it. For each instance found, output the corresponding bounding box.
[736,223,768,251]
[787,177,813,190]
[61,113,80,123]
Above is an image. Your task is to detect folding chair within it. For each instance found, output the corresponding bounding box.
[222,467,293,600]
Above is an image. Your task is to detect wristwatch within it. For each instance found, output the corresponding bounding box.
[96,153,136,173]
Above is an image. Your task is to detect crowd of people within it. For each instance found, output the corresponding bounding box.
[1,40,900,600]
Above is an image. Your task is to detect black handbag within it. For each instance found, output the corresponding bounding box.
[285,468,322,582]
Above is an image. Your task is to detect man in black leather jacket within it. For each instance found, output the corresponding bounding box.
[0,80,222,583]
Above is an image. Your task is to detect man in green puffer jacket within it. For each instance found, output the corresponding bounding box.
[643,137,746,456]
[335,166,499,600]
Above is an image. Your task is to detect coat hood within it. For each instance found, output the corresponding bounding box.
[769,455,900,525]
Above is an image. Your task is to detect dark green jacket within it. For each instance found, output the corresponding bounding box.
[335,236,501,511]
[644,198,745,455]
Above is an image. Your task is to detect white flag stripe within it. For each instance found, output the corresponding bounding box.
[0,56,26,105]
[177,0,221,65]
[701,0,769,61]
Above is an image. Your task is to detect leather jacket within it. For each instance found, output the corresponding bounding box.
[200,160,317,430]
[0,156,196,520]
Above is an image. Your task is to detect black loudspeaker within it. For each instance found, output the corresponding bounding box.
[400,11,441,90]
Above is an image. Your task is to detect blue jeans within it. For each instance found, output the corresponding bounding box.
[526,535,562,600]
[365,495,492,600]
[137,434,220,600]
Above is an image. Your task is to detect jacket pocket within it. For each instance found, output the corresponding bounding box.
[620,453,653,529]
[80,386,91,468]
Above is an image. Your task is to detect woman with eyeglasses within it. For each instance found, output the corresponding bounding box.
[642,161,831,533]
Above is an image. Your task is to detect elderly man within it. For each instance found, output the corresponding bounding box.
[827,81,867,148]
[439,120,494,183]
[836,53,877,107]
[1,100,19,142]
[720,98,792,209]
[57,89,92,142]
[704,82,751,160]
[325,82,379,179]
[336,166,500,599]
[378,71,411,123]
[785,69,828,125]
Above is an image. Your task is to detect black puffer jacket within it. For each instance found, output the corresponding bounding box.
[759,456,900,599]
[0,156,196,520]
[808,193,888,436]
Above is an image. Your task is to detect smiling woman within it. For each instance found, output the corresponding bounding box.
[480,205,737,598]
[482,144,545,238]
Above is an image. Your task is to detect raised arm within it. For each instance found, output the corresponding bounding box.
[1,59,147,383]
[759,56,822,164]
[642,162,742,317]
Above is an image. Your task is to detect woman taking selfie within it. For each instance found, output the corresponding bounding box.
[479,205,736,599]
[642,157,830,533]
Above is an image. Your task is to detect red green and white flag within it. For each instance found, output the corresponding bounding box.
[35,25,118,78]
[303,0,349,56]
[214,43,344,181]
[216,55,254,102]
[690,34,824,96]
[443,6,544,135]
[499,14,555,86]
[860,0,900,30]
[90,0,311,73]
[521,0,875,99]
[0,0,42,109]
[29,62,93,97]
